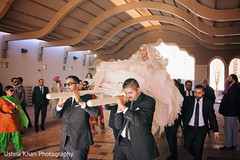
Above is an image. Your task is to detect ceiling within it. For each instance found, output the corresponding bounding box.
[0,0,240,56]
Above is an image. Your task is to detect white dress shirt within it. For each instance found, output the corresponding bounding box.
[56,97,86,111]
[186,90,193,96]
[188,98,205,127]
[39,86,44,94]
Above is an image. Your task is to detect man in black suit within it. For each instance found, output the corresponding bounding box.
[52,75,100,160]
[105,104,119,140]
[32,79,49,132]
[182,85,219,160]
[183,80,194,98]
[202,79,216,105]
[177,78,184,95]
[164,79,184,160]
[113,78,159,160]
[219,74,240,151]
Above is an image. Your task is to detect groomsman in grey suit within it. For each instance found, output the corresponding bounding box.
[12,77,32,128]
[52,75,100,160]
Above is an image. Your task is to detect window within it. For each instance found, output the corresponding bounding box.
[229,58,240,79]
[155,42,195,84]
[209,58,225,91]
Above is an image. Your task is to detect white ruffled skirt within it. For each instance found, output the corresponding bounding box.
[93,59,183,133]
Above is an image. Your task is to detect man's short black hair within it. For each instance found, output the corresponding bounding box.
[18,77,23,82]
[185,80,192,85]
[11,77,18,82]
[230,74,238,83]
[83,81,89,85]
[66,75,80,83]
[174,79,180,86]
[123,78,140,90]
[195,84,204,90]
[38,78,44,82]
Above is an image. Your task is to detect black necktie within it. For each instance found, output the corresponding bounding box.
[188,91,190,96]
[40,87,43,94]
[194,99,200,127]
[125,101,133,139]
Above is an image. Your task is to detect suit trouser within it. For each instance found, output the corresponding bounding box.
[60,136,89,160]
[224,116,239,147]
[164,116,181,160]
[114,136,135,160]
[34,105,47,129]
[0,131,23,153]
[184,126,206,160]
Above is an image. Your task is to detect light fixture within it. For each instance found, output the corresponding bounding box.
[73,56,78,60]
[21,48,28,54]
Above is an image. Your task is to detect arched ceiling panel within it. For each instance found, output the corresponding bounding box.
[39,1,240,48]
[176,0,240,20]
[2,0,86,41]
[11,0,56,21]
[33,0,67,11]
[79,0,106,16]
[93,25,240,55]
[0,0,14,20]
[0,0,239,57]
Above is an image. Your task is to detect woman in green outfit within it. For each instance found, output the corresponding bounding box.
[0,85,28,154]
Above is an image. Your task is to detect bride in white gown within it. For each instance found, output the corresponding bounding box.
[93,44,183,133]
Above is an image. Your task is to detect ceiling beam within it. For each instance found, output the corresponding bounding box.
[0,0,14,20]
[93,25,240,55]
[176,0,240,21]
[3,0,86,42]
[39,1,240,48]
[2,0,86,58]
[67,15,240,52]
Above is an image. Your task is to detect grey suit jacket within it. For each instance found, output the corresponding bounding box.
[52,94,100,150]
[14,85,25,107]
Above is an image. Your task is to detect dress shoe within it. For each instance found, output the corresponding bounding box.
[232,146,236,151]
[220,146,232,150]
[35,127,39,132]
[41,126,45,131]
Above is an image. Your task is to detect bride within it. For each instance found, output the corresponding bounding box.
[93,44,183,132]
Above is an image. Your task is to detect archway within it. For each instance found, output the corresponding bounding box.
[155,42,195,86]
[229,57,240,79]
[209,58,225,101]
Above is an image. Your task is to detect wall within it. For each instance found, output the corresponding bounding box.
[0,33,92,89]
[1,30,239,89]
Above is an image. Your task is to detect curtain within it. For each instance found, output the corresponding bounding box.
[213,59,222,101]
